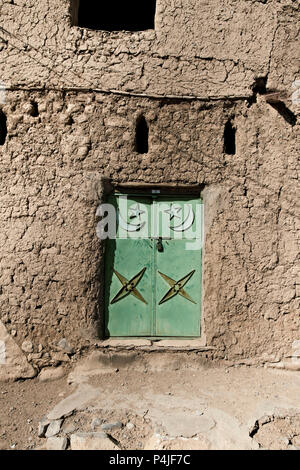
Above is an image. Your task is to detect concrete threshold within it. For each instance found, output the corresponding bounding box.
[96,338,216,352]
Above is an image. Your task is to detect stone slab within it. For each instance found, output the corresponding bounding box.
[0,321,36,382]
[45,419,63,438]
[38,366,66,382]
[47,384,100,420]
[46,437,68,451]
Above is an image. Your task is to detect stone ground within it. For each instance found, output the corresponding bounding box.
[1,361,300,450]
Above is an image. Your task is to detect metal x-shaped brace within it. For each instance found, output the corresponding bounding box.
[158,270,196,305]
[111,268,147,305]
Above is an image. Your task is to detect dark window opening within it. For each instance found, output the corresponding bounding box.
[135,115,149,154]
[224,119,236,155]
[75,0,156,31]
[0,111,7,146]
[30,101,39,117]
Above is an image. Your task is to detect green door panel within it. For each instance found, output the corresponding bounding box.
[104,194,202,338]
[108,194,152,239]
[105,238,152,336]
[155,240,201,337]
[152,197,202,240]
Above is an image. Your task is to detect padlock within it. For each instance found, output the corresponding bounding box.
[156,237,163,252]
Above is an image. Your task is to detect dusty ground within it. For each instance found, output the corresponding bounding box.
[0,376,69,450]
[0,364,300,450]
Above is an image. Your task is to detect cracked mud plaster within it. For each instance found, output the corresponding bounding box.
[0,0,299,368]
[0,1,299,98]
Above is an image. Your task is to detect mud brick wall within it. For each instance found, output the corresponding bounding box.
[0,0,299,368]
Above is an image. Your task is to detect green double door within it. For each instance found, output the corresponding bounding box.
[105,194,202,337]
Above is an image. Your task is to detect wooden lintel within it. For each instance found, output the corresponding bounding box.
[264,92,287,103]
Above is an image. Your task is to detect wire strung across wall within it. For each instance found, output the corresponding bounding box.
[0,25,250,102]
